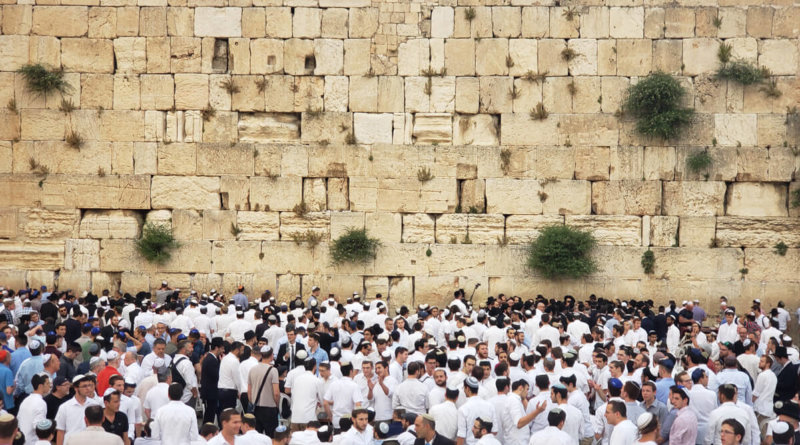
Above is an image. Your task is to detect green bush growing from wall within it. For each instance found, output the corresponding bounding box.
[527,225,597,279]
[623,72,694,140]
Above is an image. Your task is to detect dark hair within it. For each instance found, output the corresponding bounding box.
[445,388,459,400]
[623,381,641,400]
[407,361,424,376]
[0,415,17,439]
[495,378,510,393]
[669,385,689,401]
[607,400,627,417]
[304,358,317,371]
[547,409,566,427]
[552,384,568,399]
[512,379,529,391]
[200,423,219,438]
[220,408,240,424]
[719,384,737,401]
[31,373,50,390]
[535,374,549,390]
[85,405,104,424]
[153,338,167,347]
[722,419,745,440]
[168,383,183,401]
[103,390,120,403]
[474,417,492,432]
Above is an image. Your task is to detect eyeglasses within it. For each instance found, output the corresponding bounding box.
[720,429,736,435]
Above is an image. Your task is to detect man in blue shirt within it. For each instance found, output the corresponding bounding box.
[15,339,45,397]
[10,335,31,377]
[0,350,15,413]
[232,286,249,309]
[654,358,676,404]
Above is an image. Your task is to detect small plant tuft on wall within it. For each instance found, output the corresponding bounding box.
[17,64,71,97]
[464,7,476,22]
[641,249,656,274]
[687,149,713,174]
[774,241,788,256]
[526,225,597,279]
[716,61,770,85]
[330,228,381,265]
[623,71,694,140]
[791,189,800,208]
[136,223,181,265]
[530,103,548,120]
[417,167,434,183]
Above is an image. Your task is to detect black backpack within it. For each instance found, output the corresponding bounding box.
[170,356,189,387]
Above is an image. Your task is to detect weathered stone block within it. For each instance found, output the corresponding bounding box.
[401,213,435,244]
[650,216,679,247]
[0,241,64,270]
[79,210,143,239]
[32,6,88,37]
[293,7,320,38]
[575,146,610,181]
[500,113,559,146]
[467,214,505,245]
[592,181,662,215]
[505,215,564,244]
[541,180,591,215]
[431,7,454,38]
[238,113,300,143]
[486,178,542,214]
[663,181,726,216]
[683,38,720,76]
[716,217,800,248]
[475,39,508,76]
[194,7,242,37]
[610,7,644,38]
[16,208,80,240]
[353,113,393,145]
[64,239,100,270]
[678,216,716,247]
[249,176,302,212]
[61,38,114,73]
[43,175,150,209]
[566,215,642,246]
[726,183,787,217]
[151,176,220,210]
[435,214,468,244]
[413,113,452,145]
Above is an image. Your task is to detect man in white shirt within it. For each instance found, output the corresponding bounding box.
[151,383,199,445]
[55,374,103,445]
[456,377,497,445]
[605,400,637,445]
[236,413,272,445]
[533,314,560,348]
[502,380,537,445]
[172,340,199,405]
[392,361,429,415]
[339,408,373,445]
[528,409,573,445]
[143,368,171,420]
[753,355,777,436]
[705,384,752,445]
[218,341,245,412]
[371,361,396,422]
[18,373,50,445]
[430,387,459,441]
[289,358,323,428]
[324,362,364,431]
[551,383,582,444]
[140,339,172,377]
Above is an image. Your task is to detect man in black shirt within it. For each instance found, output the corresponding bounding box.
[101,389,129,444]
[44,376,72,419]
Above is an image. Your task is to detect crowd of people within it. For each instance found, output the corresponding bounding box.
[0,282,798,445]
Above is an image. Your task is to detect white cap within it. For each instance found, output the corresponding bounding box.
[107,351,119,361]
[769,419,791,435]
[103,387,119,397]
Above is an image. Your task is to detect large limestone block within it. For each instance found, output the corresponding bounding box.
[428,244,487,276]
[453,115,499,146]
[683,39,720,76]
[197,144,255,176]
[616,39,652,77]
[353,113,393,145]
[32,6,88,37]
[260,242,318,276]
[43,175,150,209]
[202,210,236,240]
[500,113,559,146]
[348,8,378,38]
[0,241,64,270]
[20,109,65,141]
[486,179,543,214]
[397,39,430,76]
[581,7,609,38]
[716,217,800,248]
[558,114,618,146]
[172,210,202,240]
[17,208,80,240]
[329,212,364,240]
[475,39,508,76]
[250,177,302,212]
[541,180,592,215]
[663,181,726,216]
[0,36,30,71]
[157,143,196,175]
[349,177,377,212]
[445,39,475,76]
[436,214,468,244]
[460,179,486,213]
[0,271,26,290]
[151,176,220,210]
[57,271,91,292]
[376,178,457,213]
[313,39,343,75]
[0,209,16,239]
[65,239,100,270]
[431,7,454,38]
[413,114,452,145]
[236,212,280,241]
[238,113,300,143]
[327,177,349,210]
[744,248,800,281]
[364,212,401,244]
[643,146,676,180]
[61,38,114,73]
[194,8,242,37]
[401,213,435,244]
[610,7,644,38]
[592,181,662,215]
[575,146,610,181]
[675,147,737,182]
[726,183,787,217]
[0,175,42,208]
[303,178,327,212]
[566,215,642,246]
[759,40,799,76]
[715,114,757,147]
[650,216,679,247]
[210,241,262,273]
[678,216,716,247]
[79,210,143,239]
[467,214,505,245]
[479,76,513,114]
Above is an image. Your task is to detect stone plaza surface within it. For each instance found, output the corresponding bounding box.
[0,0,799,309]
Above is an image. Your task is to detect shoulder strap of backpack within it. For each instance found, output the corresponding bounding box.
[254,365,274,407]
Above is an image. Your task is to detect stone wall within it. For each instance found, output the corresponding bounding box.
[1,0,799,310]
